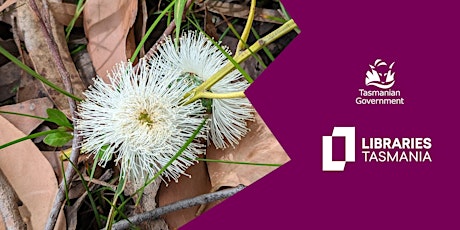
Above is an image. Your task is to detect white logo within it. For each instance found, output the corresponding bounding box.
[365,59,395,89]
[322,127,355,171]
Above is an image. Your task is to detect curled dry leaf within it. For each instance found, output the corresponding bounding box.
[16,0,86,118]
[0,97,54,135]
[206,111,290,190]
[83,0,138,81]
[0,116,66,230]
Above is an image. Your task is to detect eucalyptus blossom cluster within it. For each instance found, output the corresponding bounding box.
[76,31,254,184]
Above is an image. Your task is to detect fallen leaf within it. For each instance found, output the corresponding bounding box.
[16,52,49,103]
[49,2,83,27]
[0,38,18,66]
[83,0,138,81]
[158,160,212,229]
[0,115,66,229]
[41,151,64,183]
[0,97,53,135]
[197,0,284,24]
[206,112,290,190]
[0,61,20,101]
[132,0,147,58]
[16,0,86,117]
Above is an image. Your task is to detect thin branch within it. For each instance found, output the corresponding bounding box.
[108,185,245,230]
[0,169,26,230]
[235,0,256,55]
[25,1,82,230]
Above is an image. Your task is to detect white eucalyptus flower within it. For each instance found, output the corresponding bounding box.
[76,59,206,183]
[152,31,254,149]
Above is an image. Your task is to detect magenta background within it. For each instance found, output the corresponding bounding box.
[183,0,460,229]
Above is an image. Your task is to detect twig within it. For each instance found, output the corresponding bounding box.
[0,168,26,230]
[82,174,117,191]
[107,185,245,230]
[184,19,298,104]
[143,0,194,60]
[24,1,82,230]
[235,0,256,55]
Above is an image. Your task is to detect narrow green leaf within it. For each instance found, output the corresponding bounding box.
[46,108,73,128]
[65,0,86,41]
[196,158,282,167]
[64,153,103,228]
[0,45,82,101]
[130,0,176,62]
[0,110,50,121]
[0,129,60,150]
[188,16,254,83]
[90,145,109,180]
[174,0,187,47]
[44,131,73,147]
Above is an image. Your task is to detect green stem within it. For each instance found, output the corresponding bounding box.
[135,118,207,204]
[196,158,282,167]
[0,110,51,122]
[0,129,61,150]
[188,15,253,83]
[235,0,256,55]
[185,19,298,104]
[105,176,126,230]
[0,45,82,102]
[251,27,274,62]
[199,91,246,99]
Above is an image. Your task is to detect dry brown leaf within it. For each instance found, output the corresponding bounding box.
[15,52,49,103]
[0,115,66,230]
[158,161,212,229]
[206,112,290,190]
[16,0,86,117]
[41,151,64,182]
[0,61,20,101]
[133,0,147,58]
[0,38,18,67]
[0,97,53,135]
[198,0,284,24]
[83,0,138,81]
[49,2,83,27]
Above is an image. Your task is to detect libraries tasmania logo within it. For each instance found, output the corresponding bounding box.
[322,127,432,172]
[355,58,405,105]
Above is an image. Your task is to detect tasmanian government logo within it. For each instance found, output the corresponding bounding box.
[356,58,405,105]
[365,59,395,89]
[322,127,432,172]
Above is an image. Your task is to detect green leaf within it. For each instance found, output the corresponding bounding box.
[130,0,175,62]
[0,45,82,101]
[174,0,187,47]
[46,108,72,128]
[0,129,60,150]
[44,131,73,147]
